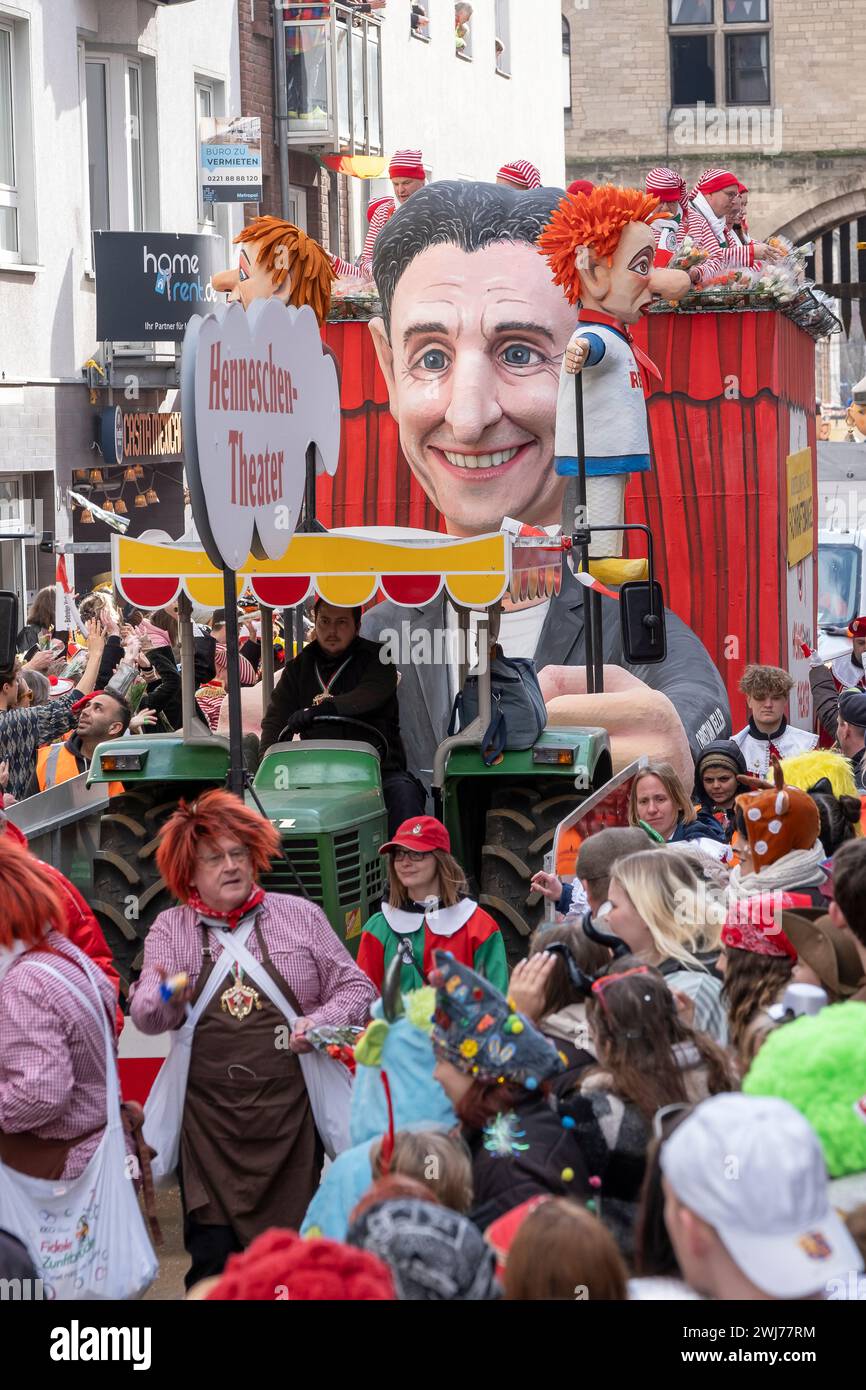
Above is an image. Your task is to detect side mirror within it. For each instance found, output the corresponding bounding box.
[0,592,19,670]
[619,580,667,665]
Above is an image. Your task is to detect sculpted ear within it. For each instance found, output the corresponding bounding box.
[577,247,610,300]
[369,317,399,419]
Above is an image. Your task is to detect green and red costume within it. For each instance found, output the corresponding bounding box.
[357,899,508,995]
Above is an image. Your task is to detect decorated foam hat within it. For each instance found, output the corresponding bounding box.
[847,615,866,638]
[735,759,820,869]
[429,949,564,1089]
[743,1001,866,1178]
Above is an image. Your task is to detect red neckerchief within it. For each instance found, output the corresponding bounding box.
[578,308,662,383]
[186,885,266,931]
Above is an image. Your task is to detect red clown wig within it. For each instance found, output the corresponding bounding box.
[156,788,281,902]
[0,835,67,948]
[538,184,662,305]
[206,1228,396,1301]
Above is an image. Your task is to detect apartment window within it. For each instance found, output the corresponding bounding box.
[562,16,571,112]
[455,4,472,60]
[494,0,510,74]
[195,80,216,224]
[410,3,429,40]
[126,62,144,230]
[0,23,17,256]
[668,0,771,107]
[85,59,111,230]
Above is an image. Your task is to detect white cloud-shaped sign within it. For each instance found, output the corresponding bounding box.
[182,298,340,572]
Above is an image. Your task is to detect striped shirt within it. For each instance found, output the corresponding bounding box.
[129,894,377,1036]
[332,198,396,281]
[680,191,755,285]
[0,933,124,1179]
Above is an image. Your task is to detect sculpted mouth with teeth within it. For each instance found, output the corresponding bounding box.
[442,447,521,470]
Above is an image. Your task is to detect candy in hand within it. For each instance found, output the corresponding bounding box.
[159,972,189,1002]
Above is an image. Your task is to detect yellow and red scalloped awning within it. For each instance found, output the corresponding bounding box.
[111,528,563,612]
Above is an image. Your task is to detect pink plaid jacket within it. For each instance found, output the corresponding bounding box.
[129,894,377,1035]
[0,933,122,1179]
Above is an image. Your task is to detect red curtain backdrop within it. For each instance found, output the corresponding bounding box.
[627,311,816,729]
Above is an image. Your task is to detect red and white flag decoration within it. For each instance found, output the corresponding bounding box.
[55,554,82,635]
[574,569,621,601]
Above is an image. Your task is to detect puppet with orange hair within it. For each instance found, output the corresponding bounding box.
[538,186,691,574]
[211,215,334,325]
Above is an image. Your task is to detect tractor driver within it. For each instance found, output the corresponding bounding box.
[259,599,426,835]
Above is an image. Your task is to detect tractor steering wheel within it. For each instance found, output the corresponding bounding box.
[277,713,390,763]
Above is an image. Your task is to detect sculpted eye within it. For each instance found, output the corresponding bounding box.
[419,349,448,371]
[238,264,249,282]
[501,343,541,367]
[631,256,651,277]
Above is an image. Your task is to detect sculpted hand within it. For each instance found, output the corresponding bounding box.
[564,336,590,375]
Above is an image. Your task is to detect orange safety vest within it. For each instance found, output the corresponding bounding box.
[36,741,123,797]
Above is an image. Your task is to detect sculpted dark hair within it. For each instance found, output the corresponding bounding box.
[372,180,566,338]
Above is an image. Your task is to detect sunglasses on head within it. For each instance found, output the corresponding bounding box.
[590,964,653,1011]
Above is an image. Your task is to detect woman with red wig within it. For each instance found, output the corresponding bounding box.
[0,837,125,1179]
[130,789,376,1289]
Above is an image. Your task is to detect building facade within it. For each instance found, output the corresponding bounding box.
[241,1,565,267]
[562,0,866,394]
[0,0,241,598]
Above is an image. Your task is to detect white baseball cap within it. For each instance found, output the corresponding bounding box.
[660,1093,863,1298]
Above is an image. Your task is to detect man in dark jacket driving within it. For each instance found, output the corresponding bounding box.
[260,599,426,834]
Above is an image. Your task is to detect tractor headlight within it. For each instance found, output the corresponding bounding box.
[532,745,576,766]
[100,751,147,773]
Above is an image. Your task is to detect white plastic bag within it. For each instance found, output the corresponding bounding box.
[0,952,158,1300]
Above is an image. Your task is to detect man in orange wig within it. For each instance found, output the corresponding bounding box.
[130,788,375,1289]
[211,215,335,325]
[538,186,691,572]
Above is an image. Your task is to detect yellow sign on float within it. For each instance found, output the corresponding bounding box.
[786,448,814,568]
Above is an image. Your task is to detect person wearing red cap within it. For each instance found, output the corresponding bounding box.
[356,816,508,993]
[718,899,797,1072]
[681,168,779,285]
[332,149,426,282]
[497,160,541,191]
[644,166,686,268]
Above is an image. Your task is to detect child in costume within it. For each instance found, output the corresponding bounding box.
[429,949,589,1230]
[538,185,691,578]
[357,817,508,994]
[301,980,454,1242]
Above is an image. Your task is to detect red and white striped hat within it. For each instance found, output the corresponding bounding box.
[366,196,393,224]
[389,149,425,181]
[497,159,542,190]
[690,167,739,199]
[645,166,686,201]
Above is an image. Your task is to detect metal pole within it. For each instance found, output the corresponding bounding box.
[273,0,291,219]
[222,568,245,796]
[573,372,596,694]
[178,590,196,740]
[260,605,275,709]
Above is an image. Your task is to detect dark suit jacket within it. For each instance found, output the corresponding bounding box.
[361,564,730,783]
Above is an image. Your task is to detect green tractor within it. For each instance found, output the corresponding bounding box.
[83,593,612,997]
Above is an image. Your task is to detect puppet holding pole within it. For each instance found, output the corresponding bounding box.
[538,187,690,583]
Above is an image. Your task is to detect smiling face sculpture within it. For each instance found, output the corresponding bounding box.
[369,181,578,536]
[211,215,335,326]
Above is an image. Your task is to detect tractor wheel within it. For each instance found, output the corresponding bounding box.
[89,787,185,1005]
[479,784,577,969]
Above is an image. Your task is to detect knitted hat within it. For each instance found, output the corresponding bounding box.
[645,166,685,201]
[567,179,594,197]
[839,687,866,728]
[206,1228,396,1300]
[497,159,541,190]
[721,895,798,960]
[575,826,660,882]
[430,949,564,1089]
[743,1002,866,1178]
[691,167,738,198]
[389,149,425,181]
[695,738,747,781]
[347,1197,499,1300]
[734,761,820,869]
[366,196,392,224]
[780,912,865,999]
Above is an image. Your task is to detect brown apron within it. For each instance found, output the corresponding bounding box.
[180,917,321,1244]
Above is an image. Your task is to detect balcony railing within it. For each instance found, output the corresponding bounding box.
[282,2,383,155]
